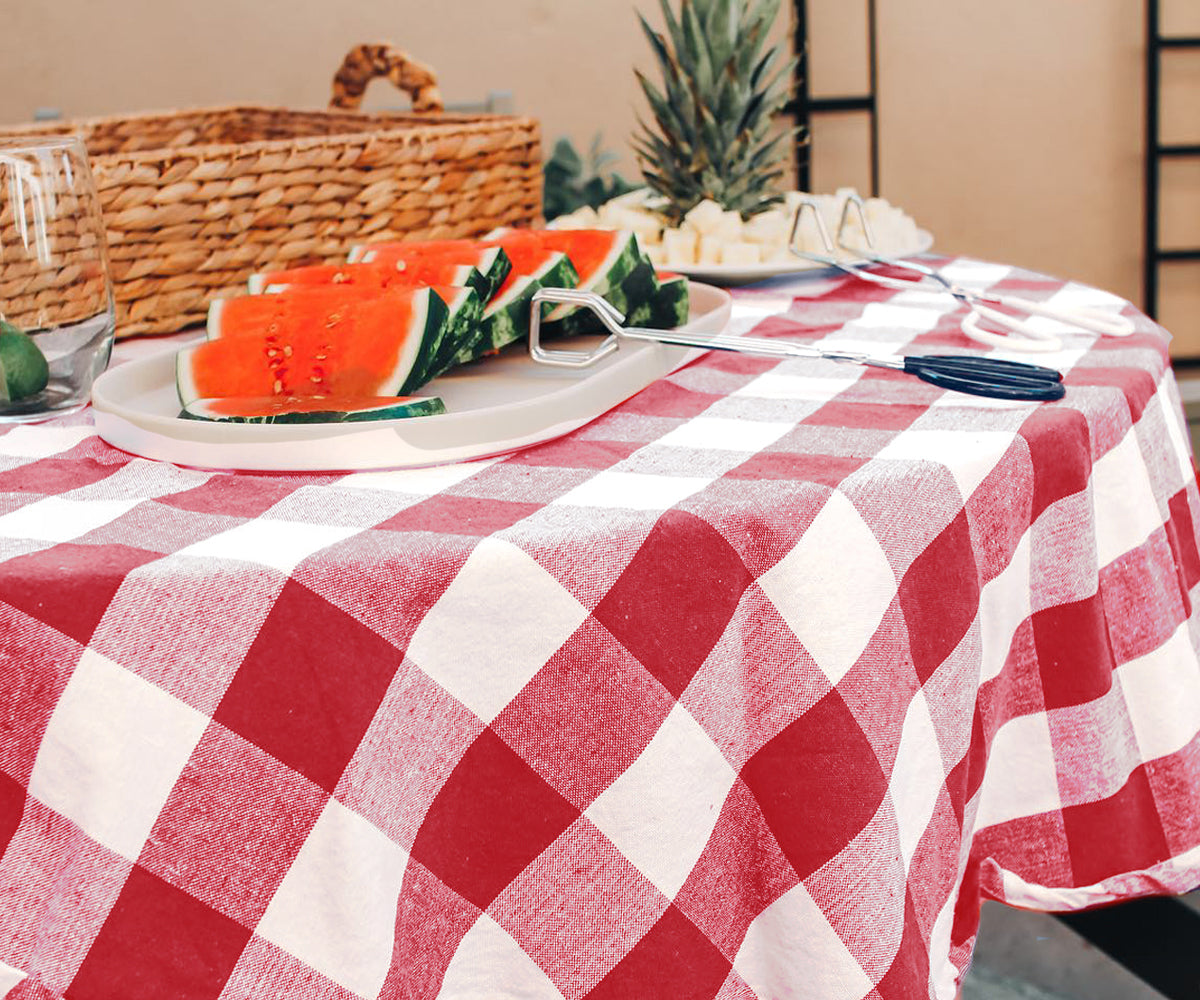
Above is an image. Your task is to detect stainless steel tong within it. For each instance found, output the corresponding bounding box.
[528,287,1065,402]
[788,194,1136,352]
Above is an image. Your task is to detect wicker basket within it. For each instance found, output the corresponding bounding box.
[0,44,543,337]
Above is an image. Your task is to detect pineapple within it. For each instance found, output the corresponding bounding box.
[633,0,800,226]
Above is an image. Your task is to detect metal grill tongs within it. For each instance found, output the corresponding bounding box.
[528,287,1065,402]
[789,194,1136,352]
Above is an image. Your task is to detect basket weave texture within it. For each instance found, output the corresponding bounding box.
[0,45,543,337]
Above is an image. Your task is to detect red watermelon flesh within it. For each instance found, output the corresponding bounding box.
[183,287,446,403]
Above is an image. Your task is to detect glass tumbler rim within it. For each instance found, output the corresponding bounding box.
[0,133,87,154]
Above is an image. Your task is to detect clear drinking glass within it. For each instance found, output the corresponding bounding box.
[0,135,115,422]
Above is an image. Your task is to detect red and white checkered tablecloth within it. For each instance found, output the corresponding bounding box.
[1,257,1198,1000]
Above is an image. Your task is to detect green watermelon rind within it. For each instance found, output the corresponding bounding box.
[450,275,538,367]
[549,256,659,336]
[626,272,689,330]
[546,230,644,322]
[178,395,447,424]
[423,285,484,383]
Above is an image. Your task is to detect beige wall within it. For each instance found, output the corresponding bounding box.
[2,0,1197,351]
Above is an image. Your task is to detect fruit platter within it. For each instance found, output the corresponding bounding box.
[91,228,732,471]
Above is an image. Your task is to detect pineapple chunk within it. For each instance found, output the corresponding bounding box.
[720,241,762,266]
[743,210,789,246]
[662,227,698,265]
[712,210,744,243]
[697,234,723,265]
[683,199,725,235]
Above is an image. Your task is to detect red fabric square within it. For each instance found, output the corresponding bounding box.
[504,437,639,469]
[292,530,474,653]
[0,457,117,494]
[67,866,251,1000]
[376,493,540,535]
[740,689,888,881]
[0,605,76,785]
[408,728,580,910]
[492,818,668,993]
[0,771,24,860]
[1166,487,1200,595]
[673,779,800,957]
[805,400,928,432]
[1145,733,1200,857]
[1019,408,1091,521]
[593,510,753,699]
[874,891,931,1000]
[616,378,723,418]
[158,474,321,518]
[1062,765,1173,886]
[584,904,731,1000]
[898,509,981,684]
[1032,592,1116,710]
[725,451,867,486]
[336,663,484,849]
[387,860,482,1000]
[945,705,987,826]
[139,725,327,925]
[212,579,401,793]
[1066,367,1159,424]
[493,618,677,808]
[0,542,160,645]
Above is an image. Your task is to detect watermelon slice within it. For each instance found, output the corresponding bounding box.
[353,244,510,300]
[247,260,481,296]
[182,287,448,403]
[494,229,644,323]
[180,394,446,423]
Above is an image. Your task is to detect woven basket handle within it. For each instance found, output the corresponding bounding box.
[330,43,444,113]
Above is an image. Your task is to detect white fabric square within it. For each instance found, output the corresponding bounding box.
[335,458,499,495]
[0,425,95,459]
[1155,382,1196,492]
[655,416,792,453]
[586,703,737,899]
[852,301,945,332]
[436,914,563,1000]
[936,260,1013,287]
[875,430,1015,504]
[0,959,26,995]
[258,798,409,1000]
[28,650,208,862]
[176,518,360,575]
[759,491,897,685]
[733,372,859,402]
[1092,430,1165,569]
[553,471,712,511]
[407,538,588,723]
[734,881,874,1000]
[975,712,1061,829]
[1118,623,1200,764]
[978,533,1033,684]
[891,693,944,873]
[0,496,141,543]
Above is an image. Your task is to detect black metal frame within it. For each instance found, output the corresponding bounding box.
[787,0,879,195]
[1144,0,1200,319]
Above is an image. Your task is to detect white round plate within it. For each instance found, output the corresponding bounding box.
[91,282,732,472]
[669,230,934,286]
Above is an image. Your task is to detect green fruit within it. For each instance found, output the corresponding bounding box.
[0,321,50,403]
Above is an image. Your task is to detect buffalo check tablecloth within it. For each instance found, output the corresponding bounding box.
[1,257,1199,1000]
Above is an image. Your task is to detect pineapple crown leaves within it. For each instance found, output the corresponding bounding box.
[633,0,800,223]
